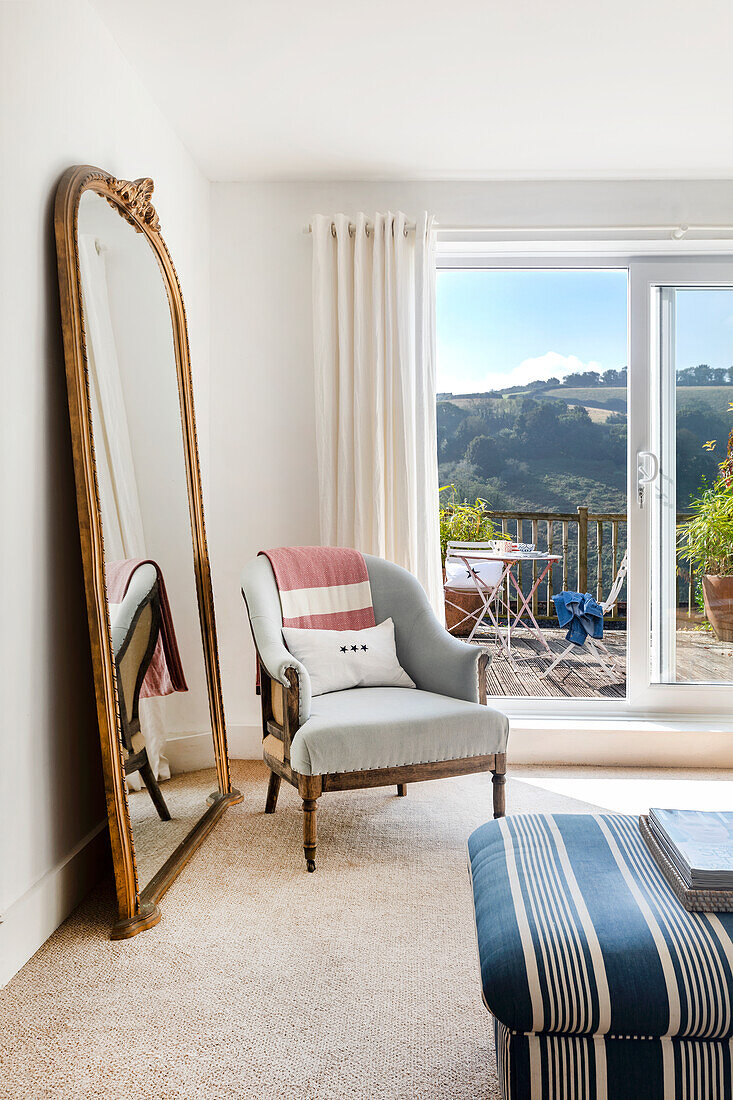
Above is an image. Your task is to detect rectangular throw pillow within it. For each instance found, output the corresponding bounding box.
[282,618,415,696]
[444,556,504,592]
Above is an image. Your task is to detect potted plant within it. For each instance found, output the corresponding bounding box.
[678,474,733,640]
[439,486,507,634]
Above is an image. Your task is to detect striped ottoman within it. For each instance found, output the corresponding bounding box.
[468,813,733,1099]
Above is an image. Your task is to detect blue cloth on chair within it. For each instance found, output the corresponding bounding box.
[552,590,604,645]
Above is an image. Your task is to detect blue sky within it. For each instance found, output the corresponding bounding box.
[436,270,733,393]
[676,289,733,375]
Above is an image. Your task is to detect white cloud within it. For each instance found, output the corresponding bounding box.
[476,352,604,393]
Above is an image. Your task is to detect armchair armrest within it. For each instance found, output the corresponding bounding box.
[402,609,488,703]
[248,614,312,725]
[241,555,312,769]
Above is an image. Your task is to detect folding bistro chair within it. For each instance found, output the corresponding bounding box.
[443,541,506,643]
[541,550,628,679]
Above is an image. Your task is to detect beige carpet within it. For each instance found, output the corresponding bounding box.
[0,761,673,1100]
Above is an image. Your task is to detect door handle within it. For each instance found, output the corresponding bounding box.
[636,451,659,506]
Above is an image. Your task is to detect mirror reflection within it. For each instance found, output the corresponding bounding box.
[78,189,218,889]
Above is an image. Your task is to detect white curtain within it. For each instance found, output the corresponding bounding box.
[78,236,170,786]
[311,212,443,615]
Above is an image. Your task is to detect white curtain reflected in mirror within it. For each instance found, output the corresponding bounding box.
[77,190,217,889]
[78,234,169,787]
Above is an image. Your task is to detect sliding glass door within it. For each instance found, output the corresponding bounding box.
[437,248,733,718]
[629,258,733,713]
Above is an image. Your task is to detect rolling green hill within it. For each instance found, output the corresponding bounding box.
[437,383,733,517]
[544,385,733,414]
[543,386,626,410]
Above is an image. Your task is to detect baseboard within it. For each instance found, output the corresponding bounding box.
[509,719,733,767]
[166,728,263,769]
[165,731,221,773]
[225,724,262,759]
[0,821,109,988]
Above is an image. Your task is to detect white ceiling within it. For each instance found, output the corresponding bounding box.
[91,0,733,182]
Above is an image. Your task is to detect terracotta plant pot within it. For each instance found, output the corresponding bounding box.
[701,574,733,641]
[443,568,484,635]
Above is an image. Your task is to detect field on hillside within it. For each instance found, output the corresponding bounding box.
[445,385,733,415]
[446,394,505,409]
[584,406,615,423]
[544,386,626,409]
[544,385,733,414]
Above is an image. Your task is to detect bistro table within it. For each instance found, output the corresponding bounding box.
[451,548,562,665]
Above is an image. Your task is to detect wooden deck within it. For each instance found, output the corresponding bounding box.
[471,626,733,698]
[474,627,626,699]
[674,627,733,683]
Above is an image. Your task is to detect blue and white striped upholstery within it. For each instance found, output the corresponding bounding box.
[468,814,733,1099]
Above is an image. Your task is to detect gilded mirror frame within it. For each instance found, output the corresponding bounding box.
[54,165,241,939]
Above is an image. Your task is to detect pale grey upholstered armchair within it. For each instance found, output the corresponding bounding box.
[110,564,170,822]
[241,554,508,871]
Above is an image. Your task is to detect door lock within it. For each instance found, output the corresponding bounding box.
[637,451,659,507]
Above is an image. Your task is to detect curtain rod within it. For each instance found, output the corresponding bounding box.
[436,224,733,239]
[304,222,733,240]
[303,220,417,236]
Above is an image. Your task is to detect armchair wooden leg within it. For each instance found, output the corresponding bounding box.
[302,798,317,872]
[265,770,281,813]
[396,784,407,797]
[139,759,171,822]
[298,775,322,872]
[492,753,507,819]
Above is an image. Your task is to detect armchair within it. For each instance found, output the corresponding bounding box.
[110,563,170,821]
[241,554,508,871]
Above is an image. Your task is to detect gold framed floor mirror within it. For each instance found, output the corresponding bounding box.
[55,166,241,939]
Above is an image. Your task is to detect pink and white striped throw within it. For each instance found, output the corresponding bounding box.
[255,546,375,691]
[259,546,375,631]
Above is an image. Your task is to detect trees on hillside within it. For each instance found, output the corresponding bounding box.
[437,389,726,513]
[556,367,627,387]
[600,368,627,385]
[676,365,732,386]
[465,435,502,477]
[555,364,732,389]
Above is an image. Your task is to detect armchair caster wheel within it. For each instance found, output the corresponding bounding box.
[306,859,316,873]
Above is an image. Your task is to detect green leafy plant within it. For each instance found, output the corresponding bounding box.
[677,474,733,576]
[438,484,507,565]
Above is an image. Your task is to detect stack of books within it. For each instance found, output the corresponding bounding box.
[647,808,733,890]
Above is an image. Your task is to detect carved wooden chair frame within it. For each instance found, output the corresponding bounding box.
[254,647,506,872]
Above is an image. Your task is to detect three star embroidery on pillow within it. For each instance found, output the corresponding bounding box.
[339,643,369,653]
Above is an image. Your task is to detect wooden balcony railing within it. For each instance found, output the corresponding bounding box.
[488,507,695,622]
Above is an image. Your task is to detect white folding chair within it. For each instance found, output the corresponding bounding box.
[540,550,628,679]
[443,540,507,644]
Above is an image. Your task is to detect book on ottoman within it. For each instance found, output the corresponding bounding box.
[648,807,733,889]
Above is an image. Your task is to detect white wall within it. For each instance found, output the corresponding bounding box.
[0,0,210,986]
[209,179,733,758]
